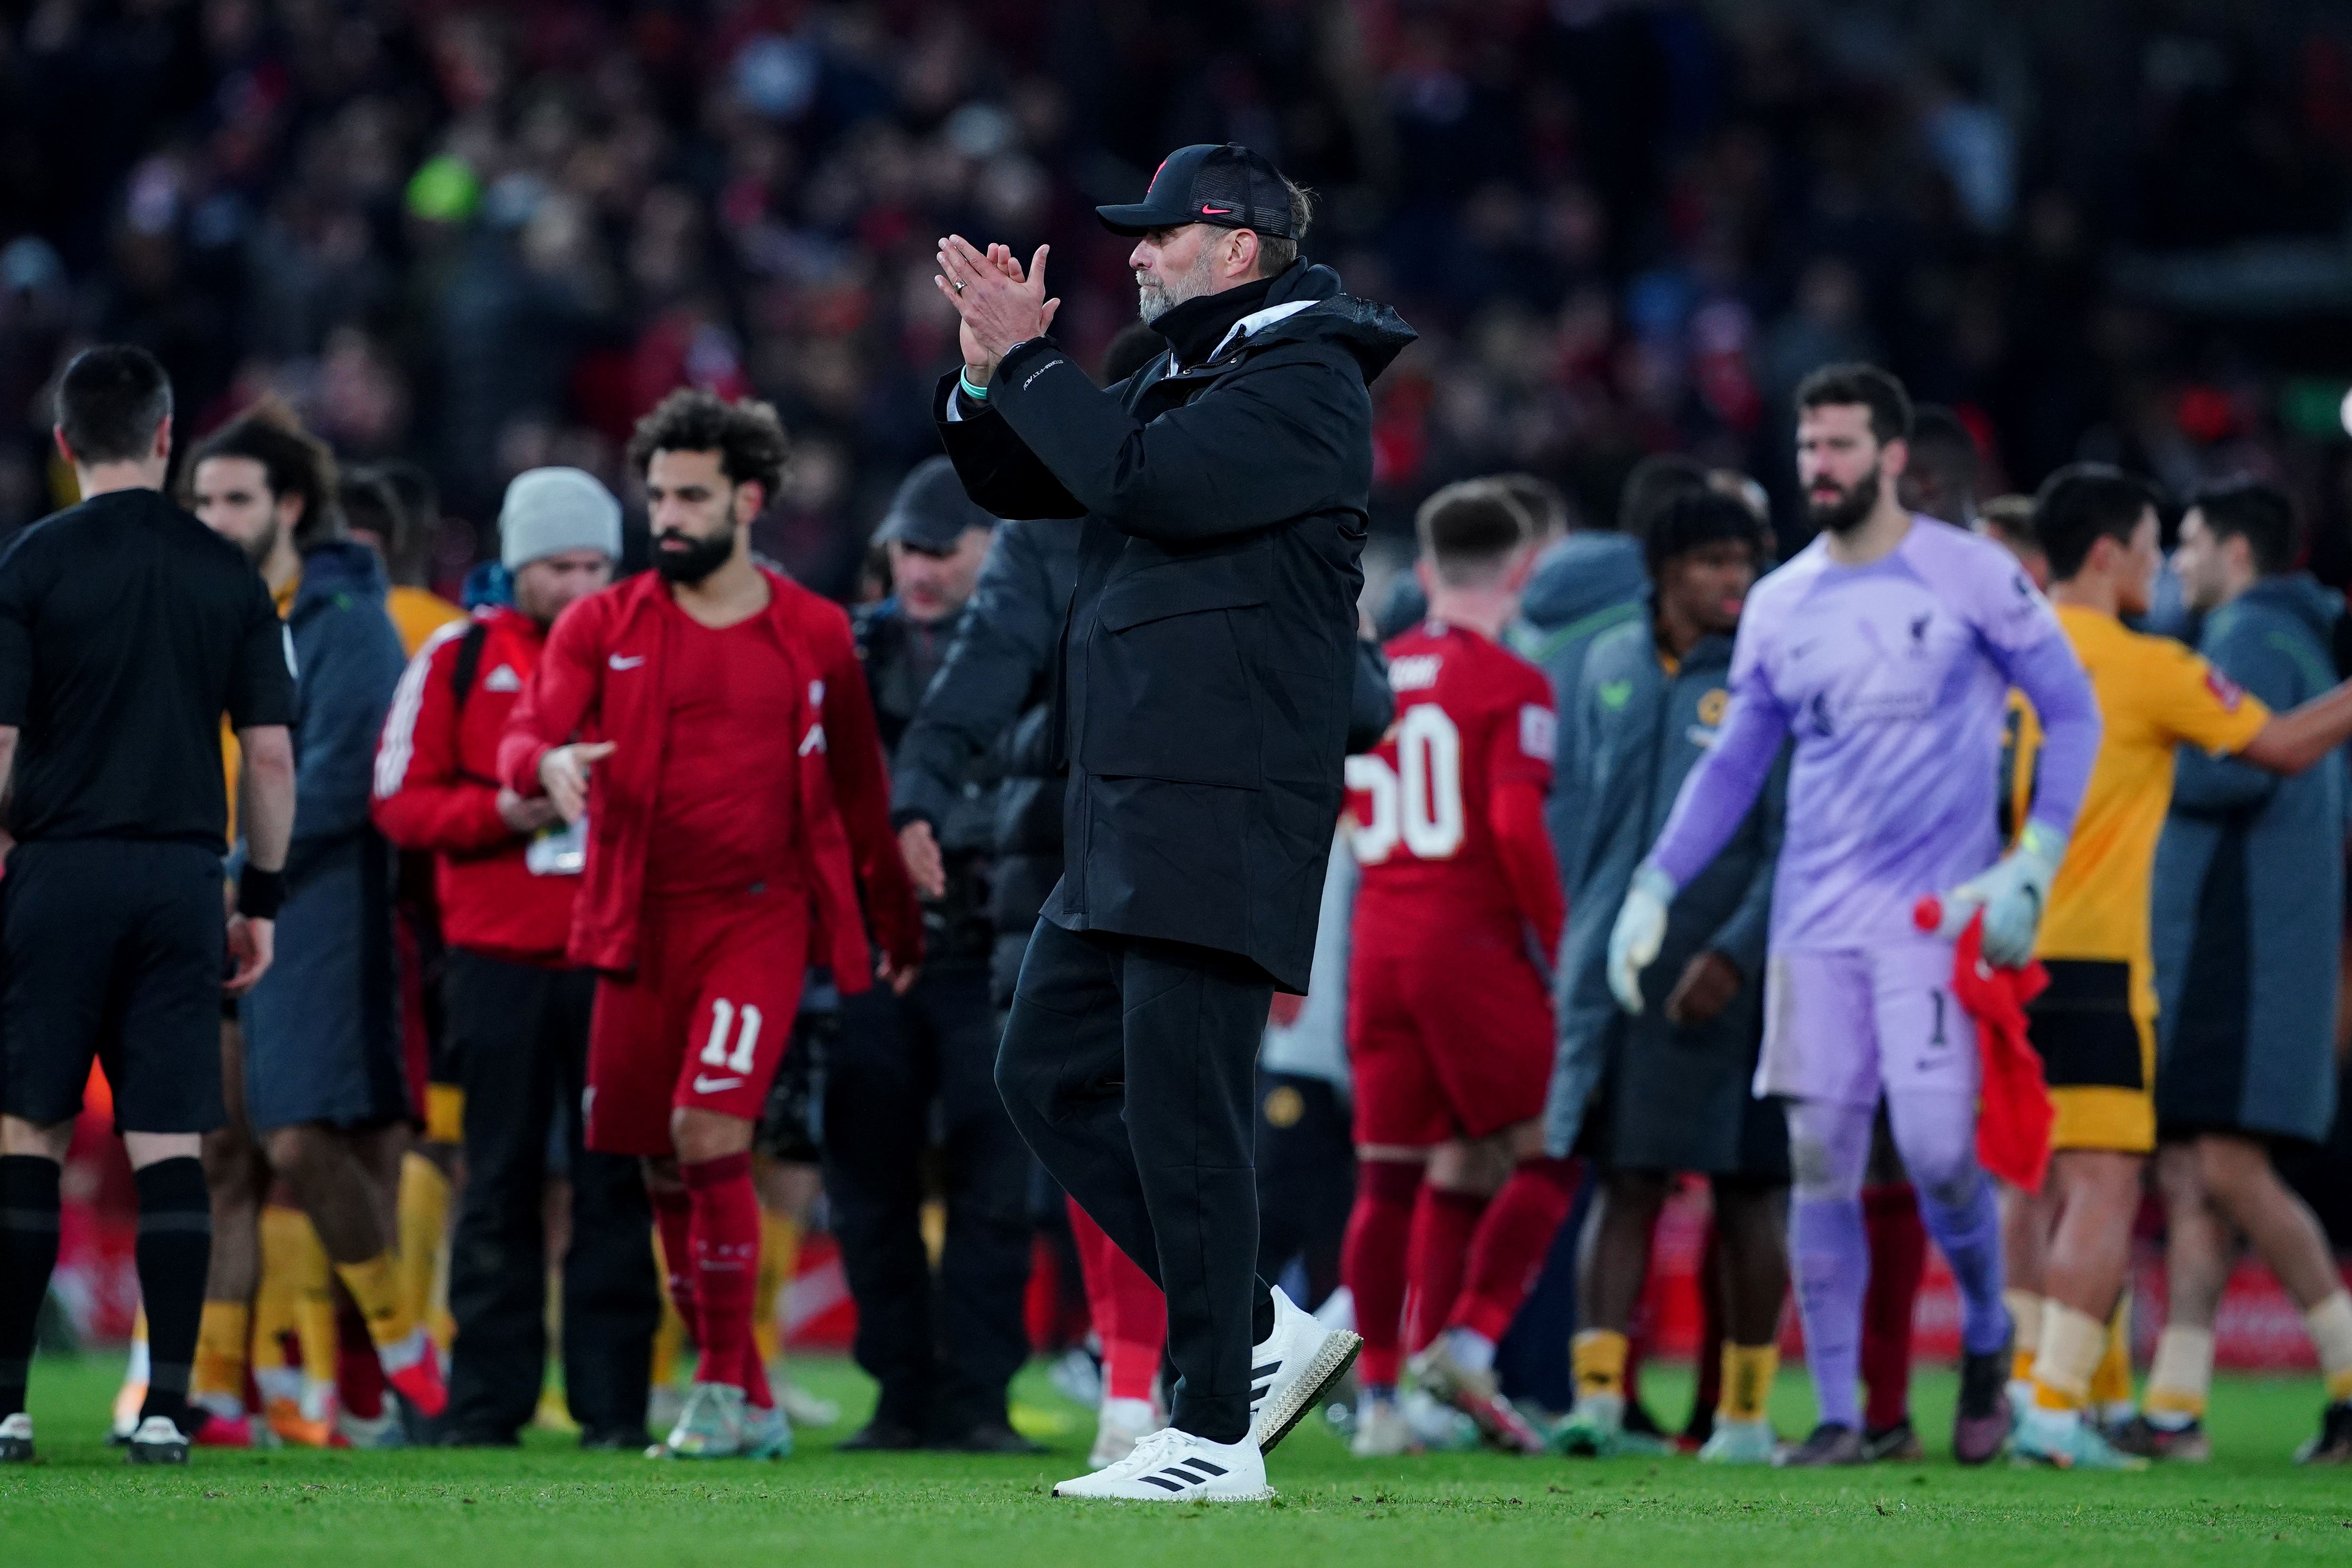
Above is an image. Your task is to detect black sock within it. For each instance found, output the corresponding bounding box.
[0,1155,62,1420]
[133,1157,211,1432]
[1252,1275,1275,1347]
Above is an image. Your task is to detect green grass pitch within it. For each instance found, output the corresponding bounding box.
[5,1354,2350,1566]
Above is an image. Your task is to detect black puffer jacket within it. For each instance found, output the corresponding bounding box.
[935,260,1414,991]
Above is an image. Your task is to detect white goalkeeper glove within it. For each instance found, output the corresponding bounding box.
[1934,820,2067,968]
[1607,864,1677,1014]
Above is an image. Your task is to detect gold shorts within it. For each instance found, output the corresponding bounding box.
[2028,959,2156,1156]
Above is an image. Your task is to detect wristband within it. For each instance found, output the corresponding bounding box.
[236,866,287,921]
[958,369,991,403]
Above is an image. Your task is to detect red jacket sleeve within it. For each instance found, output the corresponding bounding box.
[818,616,923,972]
[1492,779,1564,963]
[498,598,603,795]
[373,628,510,853]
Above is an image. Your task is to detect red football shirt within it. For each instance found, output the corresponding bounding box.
[644,607,804,899]
[1346,620,1555,944]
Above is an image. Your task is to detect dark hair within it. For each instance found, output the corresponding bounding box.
[1252,175,1315,278]
[1795,362,1913,446]
[1647,490,1770,579]
[1491,472,1574,538]
[1906,404,1977,485]
[2034,462,2161,583]
[626,389,789,501]
[55,344,174,466]
[373,459,441,581]
[1616,454,1710,536]
[191,400,341,549]
[1416,479,1529,584]
[1099,321,1165,388]
[2190,478,2297,578]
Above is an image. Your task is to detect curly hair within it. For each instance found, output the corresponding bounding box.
[625,389,790,501]
[189,398,342,549]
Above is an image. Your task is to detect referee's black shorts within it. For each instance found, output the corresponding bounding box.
[1,837,228,1133]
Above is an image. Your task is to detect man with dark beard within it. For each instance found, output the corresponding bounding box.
[496,390,921,1460]
[1608,363,2103,1465]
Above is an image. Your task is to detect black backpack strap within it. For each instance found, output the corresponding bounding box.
[448,619,491,715]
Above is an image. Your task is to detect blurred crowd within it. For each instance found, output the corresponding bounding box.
[7,0,2352,600]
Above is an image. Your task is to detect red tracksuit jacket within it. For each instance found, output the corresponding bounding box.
[494,567,921,987]
[372,606,574,964]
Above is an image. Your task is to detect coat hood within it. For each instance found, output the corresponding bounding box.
[1243,261,1418,384]
[294,537,390,614]
[1520,529,1650,633]
[2240,572,2344,643]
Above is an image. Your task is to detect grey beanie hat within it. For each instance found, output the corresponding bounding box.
[500,466,622,569]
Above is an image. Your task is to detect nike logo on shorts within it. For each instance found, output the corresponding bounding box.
[691,1074,744,1094]
[609,653,646,670]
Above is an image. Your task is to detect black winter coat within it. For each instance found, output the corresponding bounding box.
[934,261,1414,991]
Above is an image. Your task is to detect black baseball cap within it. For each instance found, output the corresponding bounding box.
[1096,143,1297,238]
[877,456,997,552]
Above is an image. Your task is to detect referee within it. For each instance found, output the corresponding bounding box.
[0,346,297,1465]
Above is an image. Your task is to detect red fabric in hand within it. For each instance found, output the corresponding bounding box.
[1949,914,2054,1193]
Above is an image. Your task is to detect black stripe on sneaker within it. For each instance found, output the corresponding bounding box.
[1161,1464,1206,1481]
[1184,1458,1227,1476]
[1139,1474,1186,1491]
[1252,1362,1281,1379]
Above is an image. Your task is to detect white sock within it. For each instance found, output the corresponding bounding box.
[2304,1290,2352,1401]
[1445,1327,1496,1375]
[376,1324,431,1375]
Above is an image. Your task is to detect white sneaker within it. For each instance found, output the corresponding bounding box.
[337,1405,407,1450]
[1350,1396,1415,1457]
[125,1415,189,1465]
[1054,1425,1274,1502]
[1248,1285,1361,1453]
[1092,1396,1160,1468]
[1697,1417,1777,1464]
[658,1382,749,1459]
[773,1375,839,1429]
[1,1412,33,1463]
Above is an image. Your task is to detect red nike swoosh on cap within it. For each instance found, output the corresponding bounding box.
[1200,206,1232,214]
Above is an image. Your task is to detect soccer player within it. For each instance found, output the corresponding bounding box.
[191,406,444,1437]
[497,390,921,1459]
[2130,480,2352,1463]
[1341,480,1576,1457]
[1548,490,1788,1465]
[2004,467,2352,1469]
[1609,363,2103,1466]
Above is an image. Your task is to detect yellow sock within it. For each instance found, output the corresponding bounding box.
[1571,1329,1628,1401]
[2088,1289,2134,1408]
[396,1153,452,1349]
[424,1084,465,1145]
[334,1250,417,1349]
[2005,1288,2043,1384]
[2031,1300,2105,1412]
[753,1212,800,1369]
[650,1234,685,1389]
[193,1301,252,1403]
[259,1204,337,1400]
[1718,1342,1778,1424]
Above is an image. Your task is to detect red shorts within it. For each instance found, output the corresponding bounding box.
[585,888,810,1156]
[1345,928,1552,1147]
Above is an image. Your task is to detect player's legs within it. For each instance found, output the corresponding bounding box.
[1570,1167,1669,1430]
[1694,1176,1787,1461]
[1783,1096,1875,1441]
[2123,1142,2232,1454]
[1341,938,1444,1406]
[2192,1132,2352,1444]
[2016,1148,2143,1464]
[1859,1112,1927,1450]
[1404,1140,1499,1358]
[194,1020,270,1439]
[1069,1195,1167,1463]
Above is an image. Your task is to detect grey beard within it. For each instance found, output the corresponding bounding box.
[1808,467,1882,536]
[1136,255,1218,324]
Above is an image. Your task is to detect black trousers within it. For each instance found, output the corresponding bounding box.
[442,950,659,1442]
[997,920,1274,1443]
[823,962,1033,1438]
